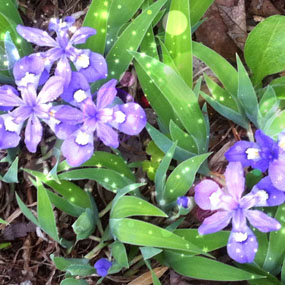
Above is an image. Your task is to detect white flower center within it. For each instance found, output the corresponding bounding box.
[74,89,87,103]
[19,72,36,87]
[4,116,19,132]
[233,232,248,242]
[75,132,90,146]
[76,54,90,69]
[209,191,221,210]
[246,148,260,160]
[114,111,126,123]
[279,138,285,151]
[256,190,269,203]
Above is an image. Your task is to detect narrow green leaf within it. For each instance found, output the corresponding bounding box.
[174,229,229,253]
[165,0,192,87]
[269,77,285,99]
[169,120,198,153]
[237,55,259,127]
[72,208,96,241]
[61,278,88,285]
[132,52,207,152]
[82,0,110,54]
[91,0,167,90]
[281,256,285,284]
[111,196,167,219]
[254,230,268,267]
[51,254,89,271]
[158,38,179,73]
[66,264,96,276]
[0,218,8,224]
[244,15,285,85]
[110,218,208,256]
[263,109,285,139]
[140,247,163,260]
[111,241,129,268]
[58,168,133,192]
[190,0,214,27]
[192,41,238,95]
[164,153,210,203]
[263,204,285,272]
[155,143,176,201]
[2,156,18,183]
[164,251,265,281]
[15,193,39,227]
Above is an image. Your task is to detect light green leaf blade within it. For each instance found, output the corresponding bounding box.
[2,156,18,183]
[111,196,167,219]
[244,15,285,85]
[164,251,265,281]
[165,0,192,87]
[164,153,210,203]
[110,218,208,256]
[0,218,8,224]
[132,52,207,152]
[190,0,214,27]
[61,278,88,285]
[111,241,129,268]
[37,180,59,242]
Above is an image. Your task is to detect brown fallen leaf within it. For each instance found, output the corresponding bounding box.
[248,0,281,17]
[128,266,169,285]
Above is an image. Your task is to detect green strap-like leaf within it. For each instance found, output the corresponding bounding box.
[111,241,129,268]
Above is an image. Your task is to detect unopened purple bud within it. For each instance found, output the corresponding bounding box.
[94,258,112,277]
[177,196,192,209]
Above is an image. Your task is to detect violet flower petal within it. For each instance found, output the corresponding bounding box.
[16,25,58,47]
[251,176,285,206]
[69,27,96,45]
[55,55,72,87]
[61,132,94,167]
[112,103,147,135]
[198,211,232,235]
[194,179,222,210]
[11,106,32,124]
[96,79,117,109]
[0,85,20,110]
[24,116,43,153]
[0,115,21,149]
[37,76,64,104]
[96,122,119,148]
[54,105,84,125]
[227,226,257,264]
[246,210,281,232]
[225,162,245,201]
[269,159,285,191]
[94,258,112,277]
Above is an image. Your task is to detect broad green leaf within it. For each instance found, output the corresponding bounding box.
[146,123,196,162]
[263,109,285,138]
[140,247,163,260]
[190,0,214,27]
[254,230,268,267]
[169,120,198,153]
[2,156,18,183]
[201,91,249,129]
[72,208,96,241]
[164,251,264,281]
[61,278,88,285]
[16,193,39,227]
[259,86,279,120]
[111,241,129,268]
[244,15,285,85]
[237,56,259,127]
[51,255,89,271]
[37,180,59,242]
[111,196,167,219]
[66,264,97,276]
[58,168,133,192]
[263,204,285,272]
[270,77,285,99]
[82,0,110,54]
[132,51,207,152]
[47,190,84,217]
[155,143,176,201]
[106,0,145,52]
[164,153,210,203]
[192,41,238,95]
[24,169,91,209]
[174,229,229,253]
[158,38,179,73]
[58,151,135,181]
[110,218,208,256]
[165,0,192,87]
[91,0,167,91]
[1,0,23,24]
[134,60,176,130]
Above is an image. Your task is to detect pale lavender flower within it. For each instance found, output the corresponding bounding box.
[194,162,281,263]
[94,258,112,277]
[177,196,192,209]
[54,79,146,167]
[16,17,107,85]
[0,56,64,152]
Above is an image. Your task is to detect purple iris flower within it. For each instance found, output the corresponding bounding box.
[16,17,107,85]
[54,79,146,167]
[194,162,281,263]
[225,129,285,191]
[0,56,64,152]
[177,196,192,209]
[94,258,112,277]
